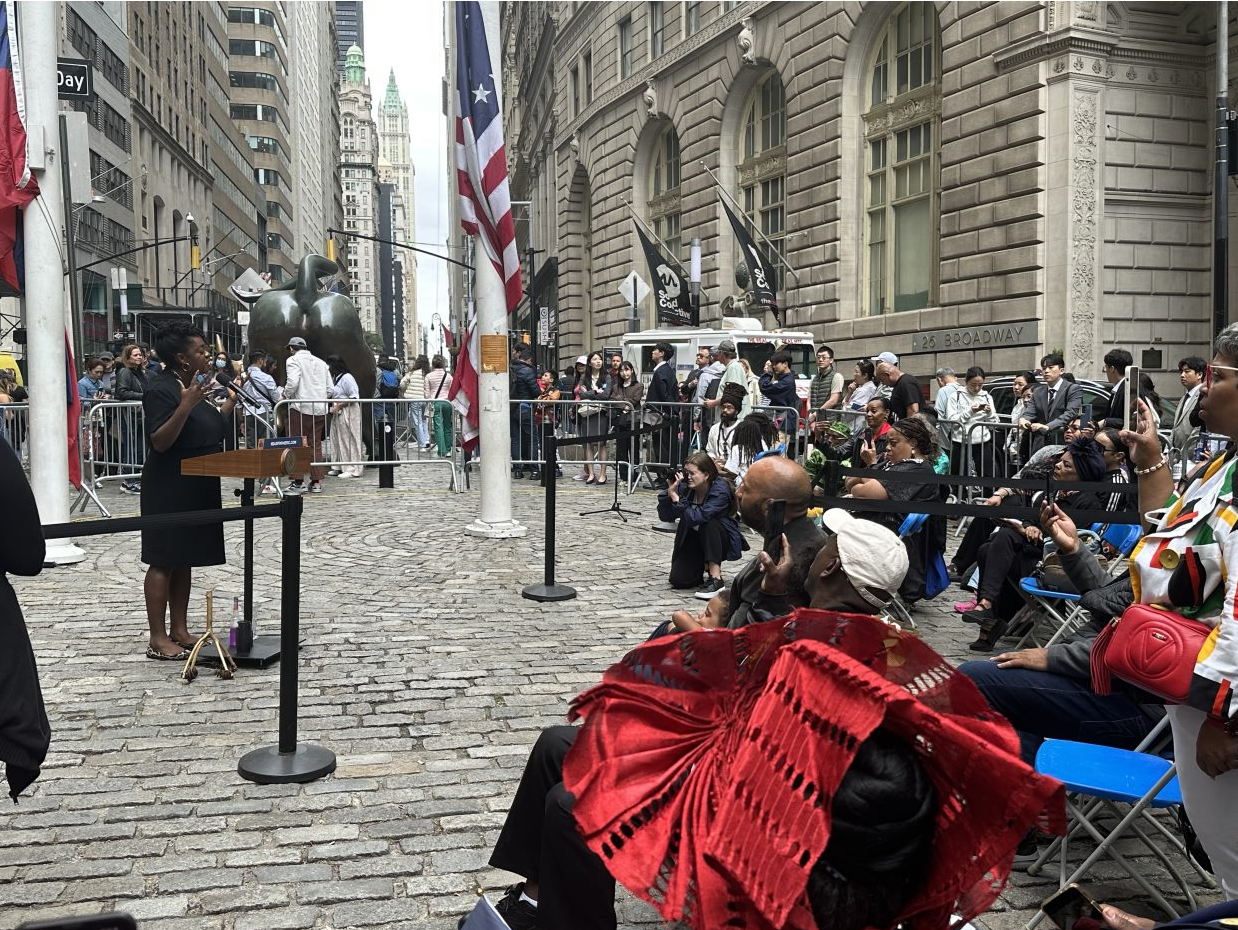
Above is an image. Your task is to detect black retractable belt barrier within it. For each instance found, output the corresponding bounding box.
[521,416,675,602]
[42,498,336,785]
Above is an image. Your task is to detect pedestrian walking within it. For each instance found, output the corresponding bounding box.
[425,355,454,456]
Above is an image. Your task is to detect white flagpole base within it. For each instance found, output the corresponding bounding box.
[464,518,527,539]
[43,541,86,566]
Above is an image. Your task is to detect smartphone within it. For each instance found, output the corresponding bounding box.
[764,498,787,563]
[1040,883,1102,930]
[18,916,138,930]
[1080,402,1092,429]
[1123,365,1141,434]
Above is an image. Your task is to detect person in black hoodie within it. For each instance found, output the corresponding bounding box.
[510,346,541,478]
[0,435,50,801]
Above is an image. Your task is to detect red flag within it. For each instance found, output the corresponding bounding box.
[65,331,80,488]
[441,323,455,349]
[449,304,480,452]
[0,2,38,296]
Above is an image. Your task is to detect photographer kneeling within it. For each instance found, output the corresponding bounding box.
[658,450,746,599]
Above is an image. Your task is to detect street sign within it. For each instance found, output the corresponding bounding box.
[57,58,93,100]
[618,270,650,308]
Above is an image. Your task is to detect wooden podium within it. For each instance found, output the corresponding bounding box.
[181,446,310,668]
[181,446,310,480]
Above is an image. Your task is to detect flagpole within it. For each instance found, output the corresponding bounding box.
[461,0,524,539]
[699,160,801,283]
[20,1,84,564]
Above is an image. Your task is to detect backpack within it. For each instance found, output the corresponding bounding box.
[378,370,400,398]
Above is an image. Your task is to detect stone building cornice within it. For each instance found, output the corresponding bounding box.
[557,0,769,154]
[995,27,1209,73]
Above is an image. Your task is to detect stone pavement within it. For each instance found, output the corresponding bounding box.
[0,464,1220,930]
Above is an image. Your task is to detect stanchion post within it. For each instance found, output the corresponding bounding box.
[237,492,337,783]
[522,421,576,602]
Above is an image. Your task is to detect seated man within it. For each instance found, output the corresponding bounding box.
[475,514,910,930]
[725,455,825,628]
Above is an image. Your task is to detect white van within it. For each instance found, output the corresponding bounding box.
[620,318,817,401]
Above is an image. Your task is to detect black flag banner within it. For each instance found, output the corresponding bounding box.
[720,198,778,312]
[635,223,693,327]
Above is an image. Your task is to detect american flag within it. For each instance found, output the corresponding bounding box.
[0,0,37,296]
[449,1,522,449]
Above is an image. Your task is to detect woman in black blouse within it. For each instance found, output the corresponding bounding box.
[141,322,242,660]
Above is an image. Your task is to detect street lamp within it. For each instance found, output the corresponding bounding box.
[689,238,702,327]
[431,312,443,357]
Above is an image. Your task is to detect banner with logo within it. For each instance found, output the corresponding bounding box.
[634,224,692,327]
[720,198,777,312]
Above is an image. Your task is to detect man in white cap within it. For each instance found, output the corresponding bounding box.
[284,336,332,493]
[871,351,921,420]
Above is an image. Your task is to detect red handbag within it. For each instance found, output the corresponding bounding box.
[1090,603,1213,703]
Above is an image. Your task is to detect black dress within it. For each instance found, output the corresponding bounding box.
[140,371,227,567]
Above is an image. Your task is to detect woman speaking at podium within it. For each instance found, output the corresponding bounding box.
[140,321,242,661]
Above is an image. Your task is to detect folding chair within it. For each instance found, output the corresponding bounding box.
[882,512,928,630]
[1024,724,1217,930]
[1009,521,1142,650]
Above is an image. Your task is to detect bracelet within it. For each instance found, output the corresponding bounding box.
[1134,456,1167,477]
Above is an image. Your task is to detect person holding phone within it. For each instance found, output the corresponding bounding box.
[139,321,241,661]
[656,451,744,598]
[947,366,1001,479]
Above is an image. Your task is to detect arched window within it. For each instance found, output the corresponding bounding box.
[863,2,940,314]
[648,125,682,261]
[737,71,786,289]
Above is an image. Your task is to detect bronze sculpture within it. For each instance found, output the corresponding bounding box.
[248,254,376,399]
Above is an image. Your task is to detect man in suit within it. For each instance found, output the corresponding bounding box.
[1095,348,1132,430]
[645,341,679,493]
[1172,356,1207,476]
[1018,352,1081,452]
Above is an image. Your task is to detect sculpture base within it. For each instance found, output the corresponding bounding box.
[237,744,336,784]
[464,518,527,539]
[521,582,577,603]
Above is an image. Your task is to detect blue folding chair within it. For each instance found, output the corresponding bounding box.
[1010,521,1142,650]
[1024,735,1216,929]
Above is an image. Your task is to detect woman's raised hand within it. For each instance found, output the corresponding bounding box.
[180,374,214,408]
[1119,398,1159,469]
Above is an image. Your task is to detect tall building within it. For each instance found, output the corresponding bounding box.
[128,3,253,350]
[335,1,364,71]
[225,2,295,284]
[377,69,417,358]
[339,44,381,335]
[502,1,1222,394]
[289,2,344,261]
[62,2,137,358]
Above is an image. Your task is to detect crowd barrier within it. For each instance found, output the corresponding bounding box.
[271,396,464,491]
[1,401,29,468]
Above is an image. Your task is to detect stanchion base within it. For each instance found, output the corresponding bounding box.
[232,634,282,669]
[238,744,336,784]
[522,582,577,602]
[43,541,87,566]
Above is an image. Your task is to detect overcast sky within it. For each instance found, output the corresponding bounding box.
[362,0,451,352]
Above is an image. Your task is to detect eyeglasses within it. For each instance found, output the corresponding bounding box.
[1204,363,1238,390]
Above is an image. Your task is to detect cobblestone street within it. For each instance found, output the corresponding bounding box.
[0,466,1221,930]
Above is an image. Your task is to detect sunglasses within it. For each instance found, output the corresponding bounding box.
[1204,363,1238,390]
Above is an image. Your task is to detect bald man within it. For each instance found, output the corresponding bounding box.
[726,456,825,628]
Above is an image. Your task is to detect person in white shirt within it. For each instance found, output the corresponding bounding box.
[946,366,1001,480]
[841,360,879,430]
[327,355,363,478]
[707,383,747,473]
[283,336,332,493]
[400,355,432,451]
[1171,356,1207,476]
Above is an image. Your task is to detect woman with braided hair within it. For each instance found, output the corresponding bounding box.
[725,410,779,485]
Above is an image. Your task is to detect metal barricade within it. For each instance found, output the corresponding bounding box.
[509,398,638,482]
[954,419,1018,502]
[636,401,803,487]
[272,396,463,490]
[0,401,29,469]
[82,399,145,485]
